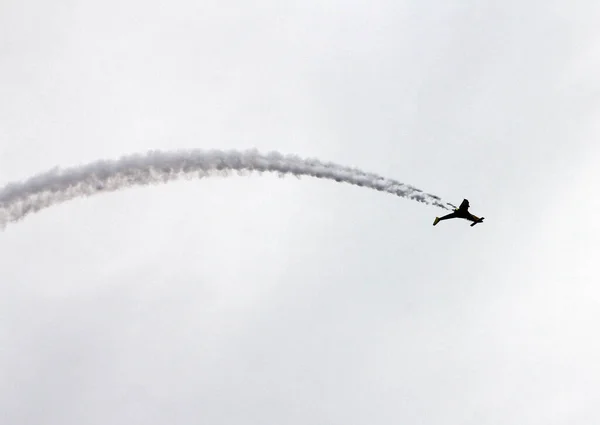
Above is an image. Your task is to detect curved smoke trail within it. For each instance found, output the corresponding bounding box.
[0,149,451,229]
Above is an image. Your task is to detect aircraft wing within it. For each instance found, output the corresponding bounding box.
[458,199,470,211]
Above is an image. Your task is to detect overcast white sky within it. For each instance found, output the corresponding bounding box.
[1,0,600,423]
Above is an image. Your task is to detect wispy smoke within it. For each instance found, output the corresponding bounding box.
[0,149,451,229]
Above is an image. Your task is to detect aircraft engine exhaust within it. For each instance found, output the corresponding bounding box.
[0,149,452,229]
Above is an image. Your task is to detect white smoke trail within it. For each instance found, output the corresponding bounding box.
[0,149,452,229]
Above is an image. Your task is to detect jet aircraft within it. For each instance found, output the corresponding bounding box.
[433,199,484,227]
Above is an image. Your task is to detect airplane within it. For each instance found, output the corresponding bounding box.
[433,199,484,227]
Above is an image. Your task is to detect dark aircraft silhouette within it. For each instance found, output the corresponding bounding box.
[433,199,484,227]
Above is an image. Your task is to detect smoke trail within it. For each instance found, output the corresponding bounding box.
[0,149,451,229]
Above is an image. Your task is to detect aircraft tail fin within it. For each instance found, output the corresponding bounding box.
[433,217,440,226]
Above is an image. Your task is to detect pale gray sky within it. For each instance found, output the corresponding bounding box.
[1,0,599,423]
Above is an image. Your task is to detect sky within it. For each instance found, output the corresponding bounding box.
[1,0,599,423]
